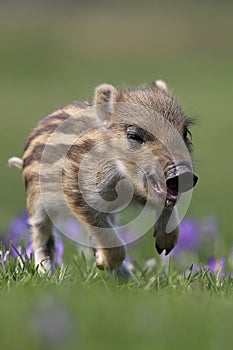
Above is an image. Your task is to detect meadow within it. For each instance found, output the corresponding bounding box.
[0,1,233,349]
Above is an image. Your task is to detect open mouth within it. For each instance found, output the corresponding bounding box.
[153,181,180,206]
[148,165,198,207]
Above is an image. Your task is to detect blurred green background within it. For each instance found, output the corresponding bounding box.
[1,285,233,350]
[0,1,233,348]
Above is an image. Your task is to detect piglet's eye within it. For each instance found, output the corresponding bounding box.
[126,126,145,144]
[127,132,144,144]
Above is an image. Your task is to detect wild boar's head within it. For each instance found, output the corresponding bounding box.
[94,81,198,209]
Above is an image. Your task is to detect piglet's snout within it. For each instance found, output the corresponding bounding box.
[166,164,198,193]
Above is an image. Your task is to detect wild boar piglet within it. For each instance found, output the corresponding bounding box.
[9,80,198,275]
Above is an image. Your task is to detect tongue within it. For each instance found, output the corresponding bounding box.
[158,182,178,202]
[166,190,179,202]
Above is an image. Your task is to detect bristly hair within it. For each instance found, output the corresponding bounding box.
[184,116,198,128]
[183,116,198,152]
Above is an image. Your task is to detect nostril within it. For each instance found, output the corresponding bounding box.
[166,172,198,193]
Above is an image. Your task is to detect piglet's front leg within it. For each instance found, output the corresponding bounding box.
[154,206,180,256]
[87,224,126,271]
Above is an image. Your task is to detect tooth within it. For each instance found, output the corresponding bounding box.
[166,199,173,206]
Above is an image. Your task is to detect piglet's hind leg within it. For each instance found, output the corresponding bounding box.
[30,204,55,275]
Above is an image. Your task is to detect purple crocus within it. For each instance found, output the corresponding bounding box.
[11,240,34,262]
[172,218,200,256]
[0,250,10,265]
[55,239,64,266]
[7,211,31,259]
[12,238,64,266]
[207,257,226,278]
[57,219,83,244]
[6,212,64,266]
[123,256,134,271]
[8,211,30,246]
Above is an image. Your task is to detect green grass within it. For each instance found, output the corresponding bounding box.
[1,244,232,294]
[0,2,233,349]
[1,245,233,350]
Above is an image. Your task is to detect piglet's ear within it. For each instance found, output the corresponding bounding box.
[151,80,168,92]
[94,83,119,121]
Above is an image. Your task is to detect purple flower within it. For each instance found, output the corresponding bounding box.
[0,212,66,267]
[11,240,33,261]
[207,257,226,278]
[57,219,82,243]
[55,239,64,266]
[0,250,10,265]
[123,256,134,271]
[8,212,30,246]
[11,238,64,267]
[172,219,200,255]
[3,250,10,263]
